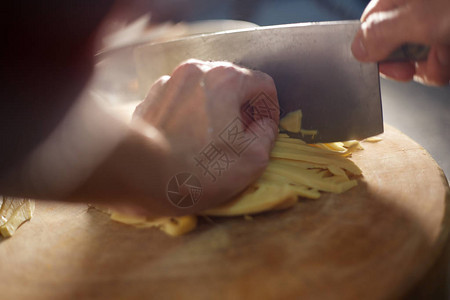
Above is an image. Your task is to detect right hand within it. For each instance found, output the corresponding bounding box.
[351,0,450,86]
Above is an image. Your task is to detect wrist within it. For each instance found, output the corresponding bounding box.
[0,92,132,199]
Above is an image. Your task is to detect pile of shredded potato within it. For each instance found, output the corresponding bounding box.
[106,133,375,236]
[0,197,35,238]
[102,110,384,236]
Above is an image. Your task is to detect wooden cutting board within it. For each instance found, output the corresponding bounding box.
[0,125,448,300]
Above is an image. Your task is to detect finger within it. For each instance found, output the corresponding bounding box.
[133,75,170,121]
[237,118,278,178]
[352,3,431,62]
[239,70,280,134]
[378,61,415,81]
[205,65,279,123]
[202,64,279,132]
[414,45,450,86]
[156,60,238,137]
[162,82,209,148]
[249,117,278,150]
[202,62,278,114]
[153,60,207,126]
[244,70,279,117]
[149,75,171,96]
[177,58,215,72]
[361,0,407,22]
[220,118,276,188]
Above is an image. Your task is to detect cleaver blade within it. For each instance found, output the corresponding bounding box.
[134,20,383,143]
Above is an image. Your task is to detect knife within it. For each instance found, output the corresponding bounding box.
[131,21,423,143]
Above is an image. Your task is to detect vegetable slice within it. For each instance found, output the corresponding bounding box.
[0,200,35,238]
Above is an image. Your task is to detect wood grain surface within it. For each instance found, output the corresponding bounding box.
[0,124,448,300]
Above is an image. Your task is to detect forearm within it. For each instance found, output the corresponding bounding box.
[0,94,174,216]
[69,119,175,216]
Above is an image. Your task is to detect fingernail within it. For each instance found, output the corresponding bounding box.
[437,48,449,66]
[351,35,368,60]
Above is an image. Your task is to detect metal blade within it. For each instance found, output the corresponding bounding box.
[134,20,383,143]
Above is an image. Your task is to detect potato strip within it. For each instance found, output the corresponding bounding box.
[0,197,35,238]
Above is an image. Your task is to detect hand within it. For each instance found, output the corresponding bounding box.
[132,59,279,215]
[1,59,278,218]
[351,0,450,86]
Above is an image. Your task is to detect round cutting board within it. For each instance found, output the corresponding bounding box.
[0,125,449,300]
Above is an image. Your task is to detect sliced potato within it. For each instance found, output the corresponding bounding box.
[279,110,302,133]
[364,136,382,143]
[110,211,197,237]
[136,216,197,237]
[315,142,347,153]
[275,140,345,156]
[110,212,147,225]
[270,146,362,175]
[0,198,25,226]
[203,182,298,216]
[300,129,318,139]
[342,140,364,150]
[327,165,348,177]
[0,200,35,237]
[261,172,321,199]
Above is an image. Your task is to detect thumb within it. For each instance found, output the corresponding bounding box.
[351,4,430,62]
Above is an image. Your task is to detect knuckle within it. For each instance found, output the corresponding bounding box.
[204,64,244,87]
[362,15,386,44]
[172,60,203,78]
[211,64,241,77]
[182,58,204,65]
[252,70,278,103]
[152,75,170,89]
[361,13,402,59]
[133,102,145,117]
[257,71,276,90]
[133,100,151,121]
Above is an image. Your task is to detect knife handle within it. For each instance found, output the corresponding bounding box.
[382,43,430,62]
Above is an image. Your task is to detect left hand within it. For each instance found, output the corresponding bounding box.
[132,59,279,215]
